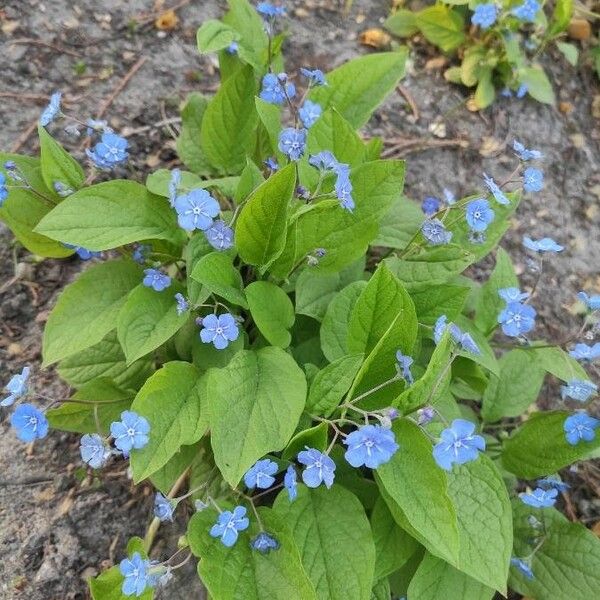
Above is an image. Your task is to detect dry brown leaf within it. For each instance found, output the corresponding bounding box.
[592,95,600,119]
[568,18,591,41]
[155,9,179,31]
[359,28,391,49]
[425,56,447,71]
[466,98,479,112]
[56,494,75,517]
[479,136,503,157]
[592,521,600,538]
[1,19,20,35]
[559,101,574,114]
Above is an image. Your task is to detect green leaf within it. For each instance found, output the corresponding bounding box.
[320,281,368,362]
[234,157,265,204]
[145,168,240,198]
[384,10,418,37]
[371,578,391,600]
[511,501,600,600]
[176,93,212,176]
[461,47,487,87]
[235,163,296,269]
[200,64,259,174]
[408,552,494,600]
[453,316,499,375]
[474,68,495,109]
[306,354,364,416]
[416,6,465,53]
[255,97,282,159]
[520,66,556,105]
[385,247,474,290]
[347,262,418,407]
[43,259,142,365]
[245,281,295,347]
[184,232,213,306]
[47,377,133,435]
[502,410,600,478]
[191,251,248,308]
[117,283,188,364]
[149,442,199,494]
[0,155,72,257]
[372,196,422,249]
[282,422,328,460]
[409,284,469,326]
[36,180,181,250]
[395,330,453,413]
[481,349,546,422]
[309,51,408,128]
[192,330,245,370]
[38,125,85,193]
[130,361,208,482]
[188,506,316,600]
[371,497,420,580]
[197,19,240,53]
[376,419,459,565]
[271,160,405,277]
[273,485,376,600]
[209,347,306,486]
[556,41,579,66]
[474,248,518,335]
[90,538,152,600]
[529,345,588,381]
[57,330,152,389]
[446,456,512,592]
[547,0,573,37]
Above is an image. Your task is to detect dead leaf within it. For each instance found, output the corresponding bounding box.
[466,98,479,112]
[56,494,75,517]
[425,56,447,71]
[593,521,600,538]
[146,153,161,168]
[592,95,600,119]
[559,101,574,115]
[1,19,20,35]
[568,18,591,41]
[479,136,503,157]
[155,9,179,31]
[359,28,391,49]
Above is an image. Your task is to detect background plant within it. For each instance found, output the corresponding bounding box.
[1,1,600,599]
[385,0,575,108]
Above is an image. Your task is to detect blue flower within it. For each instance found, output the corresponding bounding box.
[564,412,600,445]
[39,91,62,126]
[466,198,495,232]
[432,419,485,470]
[498,287,529,303]
[569,342,600,362]
[154,492,175,522]
[264,157,279,172]
[10,403,48,443]
[561,379,597,402]
[300,68,327,86]
[284,465,297,501]
[297,447,336,488]
[450,327,481,355]
[1,366,31,407]
[174,188,220,231]
[244,458,278,489]
[226,41,239,54]
[578,291,600,311]
[299,100,322,128]
[519,487,558,508]
[537,477,570,492]
[79,433,110,469]
[259,73,295,105]
[86,132,129,169]
[257,2,286,17]
[417,406,436,425]
[205,220,234,251]
[174,293,189,316]
[110,410,150,453]
[471,3,497,29]
[523,236,563,253]
[512,0,540,22]
[343,424,399,469]
[63,243,101,260]
[433,315,448,344]
[278,128,307,161]
[498,301,536,337]
[0,172,9,207]
[421,196,441,216]
[143,268,171,292]
[199,313,240,350]
[120,552,152,597]
[209,506,249,547]
[309,151,339,171]
[335,172,355,212]
[511,557,534,580]
[395,351,414,385]
[523,167,543,192]
[483,173,510,205]
[421,218,452,245]
[513,140,542,161]
[168,169,181,206]
[132,244,150,264]
[516,83,528,98]
[250,532,280,554]
[86,119,111,136]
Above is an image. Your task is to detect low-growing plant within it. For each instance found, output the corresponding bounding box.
[2,1,600,598]
[385,0,576,108]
